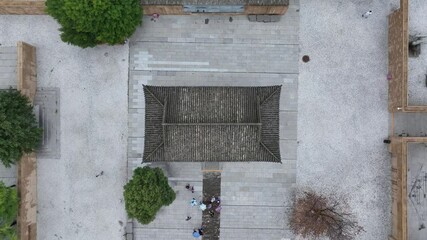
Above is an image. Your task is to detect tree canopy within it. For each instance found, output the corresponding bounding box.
[45,0,143,48]
[0,181,18,240]
[124,166,176,224]
[0,89,42,167]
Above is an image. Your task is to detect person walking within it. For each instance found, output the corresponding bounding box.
[95,171,104,177]
[362,10,372,18]
[191,198,198,206]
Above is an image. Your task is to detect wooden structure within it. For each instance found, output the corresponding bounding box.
[143,86,282,162]
[141,0,289,15]
[389,137,427,240]
[388,0,427,112]
[0,0,288,15]
[15,42,38,240]
[0,0,45,15]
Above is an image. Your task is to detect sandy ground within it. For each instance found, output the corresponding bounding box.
[0,16,129,240]
[408,0,427,105]
[298,0,393,239]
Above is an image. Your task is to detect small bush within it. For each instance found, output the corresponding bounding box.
[0,90,42,167]
[0,181,18,240]
[45,0,143,48]
[124,166,176,224]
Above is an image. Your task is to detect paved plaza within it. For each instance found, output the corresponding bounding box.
[0,0,411,239]
[127,2,299,238]
[0,16,129,240]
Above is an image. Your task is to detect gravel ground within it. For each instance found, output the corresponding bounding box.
[0,16,129,240]
[298,0,394,239]
[408,0,427,105]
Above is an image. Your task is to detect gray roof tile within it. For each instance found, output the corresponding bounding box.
[143,86,281,162]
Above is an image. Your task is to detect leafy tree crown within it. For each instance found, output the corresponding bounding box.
[0,181,18,240]
[124,166,176,224]
[0,90,42,167]
[46,0,143,48]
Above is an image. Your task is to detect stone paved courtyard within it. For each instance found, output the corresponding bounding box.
[0,0,403,239]
[127,2,299,239]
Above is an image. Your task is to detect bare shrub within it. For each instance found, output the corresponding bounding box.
[289,190,364,240]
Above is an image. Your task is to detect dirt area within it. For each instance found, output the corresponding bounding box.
[298,0,394,239]
[407,143,427,240]
[408,0,427,105]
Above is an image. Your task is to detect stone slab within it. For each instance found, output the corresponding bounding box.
[34,87,60,159]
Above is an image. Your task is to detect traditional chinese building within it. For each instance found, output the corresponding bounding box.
[143,85,281,162]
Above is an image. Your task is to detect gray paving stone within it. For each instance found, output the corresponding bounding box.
[394,113,427,137]
[280,112,298,140]
[128,110,145,138]
[220,206,287,229]
[131,42,298,74]
[131,15,299,45]
[280,140,297,159]
[128,137,144,158]
[129,8,299,240]
[220,229,294,240]
[35,88,61,159]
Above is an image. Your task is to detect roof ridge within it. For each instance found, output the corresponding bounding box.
[144,142,164,161]
[143,85,164,106]
[260,85,281,105]
[260,141,281,162]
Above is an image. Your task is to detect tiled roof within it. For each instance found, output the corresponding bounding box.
[143,85,281,162]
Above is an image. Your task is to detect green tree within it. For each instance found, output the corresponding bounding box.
[124,166,176,224]
[0,181,18,240]
[45,0,143,48]
[0,226,17,240]
[0,89,42,167]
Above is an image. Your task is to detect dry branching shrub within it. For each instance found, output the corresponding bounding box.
[289,190,364,240]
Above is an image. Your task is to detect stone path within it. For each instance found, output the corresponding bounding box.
[202,171,221,240]
[128,1,299,238]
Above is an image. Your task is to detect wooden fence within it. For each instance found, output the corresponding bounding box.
[388,0,427,112]
[16,41,38,240]
[0,0,45,15]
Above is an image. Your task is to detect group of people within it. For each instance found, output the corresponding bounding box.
[189,196,222,214]
[185,183,222,238]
